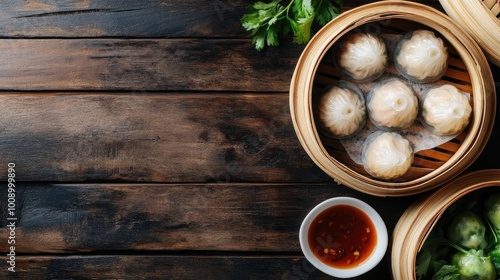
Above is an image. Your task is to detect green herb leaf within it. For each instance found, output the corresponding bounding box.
[416,250,432,279]
[252,27,267,51]
[292,12,315,44]
[240,0,344,51]
[314,0,343,25]
[432,265,459,280]
[266,26,280,46]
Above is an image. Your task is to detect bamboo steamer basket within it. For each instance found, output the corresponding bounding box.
[391,169,500,279]
[289,0,496,196]
[439,0,500,66]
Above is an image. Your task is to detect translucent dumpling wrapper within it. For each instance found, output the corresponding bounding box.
[362,131,414,180]
[367,78,418,130]
[420,84,472,136]
[318,82,366,138]
[336,33,388,83]
[394,29,448,83]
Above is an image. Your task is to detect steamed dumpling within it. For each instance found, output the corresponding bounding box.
[336,33,387,83]
[394,30,448,83]
[362,131,413,180]
[367,78,418,130]
[318,82,366,138]
[420,84,472,136]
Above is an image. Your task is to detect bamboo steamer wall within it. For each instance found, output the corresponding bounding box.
[439,0,500,67]
[289,0,496,196]
[391,169,500,279]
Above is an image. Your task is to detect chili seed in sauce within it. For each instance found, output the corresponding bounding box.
[308,204,377,268]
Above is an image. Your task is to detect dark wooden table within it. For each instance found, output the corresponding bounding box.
[0,1,498,279]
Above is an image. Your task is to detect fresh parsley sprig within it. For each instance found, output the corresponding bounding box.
[241,0,344,51]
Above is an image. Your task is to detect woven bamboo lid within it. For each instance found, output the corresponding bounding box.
[289,0,496,196]
[439,0,500,66]
[391,169,500,279]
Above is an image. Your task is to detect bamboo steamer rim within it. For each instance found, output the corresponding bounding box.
[390,169,500,279]
[439,0,500,66]
[289,0,496,196]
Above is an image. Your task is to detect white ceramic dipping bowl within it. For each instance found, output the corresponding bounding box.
[299,197,388,278]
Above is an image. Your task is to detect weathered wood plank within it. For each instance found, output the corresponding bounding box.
[0,255,393,279]
[0,85,498,183]
[0,39,302,91]
[0,0,442,38]
[0,183,414,253]
[0,0,249,38]
[0,93,330,182]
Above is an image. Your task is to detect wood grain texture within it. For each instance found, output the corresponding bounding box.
[0,93,331,182]
[0,0,248,38]
[0,255,393,280]
[0,39,302,92]
[0,1,495,279]
[0,183,414,253]
[0,0,443,38]
[0,73,496,184]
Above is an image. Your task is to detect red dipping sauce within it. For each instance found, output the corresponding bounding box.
[308,204,377,268]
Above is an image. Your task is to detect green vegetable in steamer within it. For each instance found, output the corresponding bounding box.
[484,192,500,234]
[445,210,488,250]
[415,191,500,280]
[451,249,496,280]
[488,243,500,272]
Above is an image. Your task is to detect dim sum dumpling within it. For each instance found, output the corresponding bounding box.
[362,131,413,180]
[336,33,388,83]
[394,30,448,83]
[318,82,366,138]
[420,84,472,136]
[367,78,418,130]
